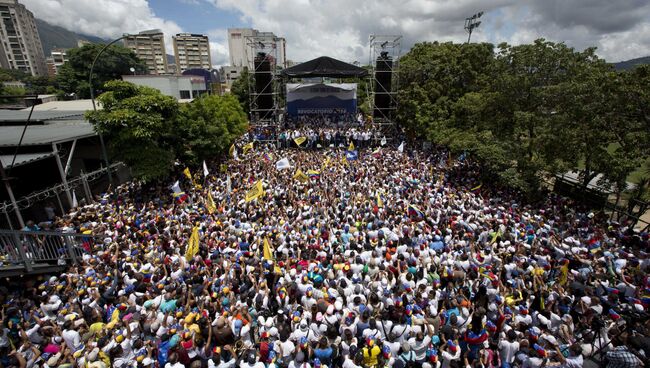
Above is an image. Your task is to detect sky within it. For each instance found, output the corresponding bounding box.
[21,0,650,68]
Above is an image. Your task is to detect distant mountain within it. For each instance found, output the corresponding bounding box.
[35,18,107,55]
[613,56,650,71]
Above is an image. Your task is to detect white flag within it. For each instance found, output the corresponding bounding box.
[226,175,232,193]
[275,157,292,170]
[398,141,404,153]
[202,160,209,177]
[381,136,387,146]
[72,190,78,208]
[171,180,183,194]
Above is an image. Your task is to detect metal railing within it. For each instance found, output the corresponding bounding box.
[0,230,97,274]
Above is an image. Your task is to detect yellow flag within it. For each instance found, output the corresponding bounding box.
[185,226,200,261]
[293,169,309,183]
[342,154,348,165]
[558,263,569,286]
[206,191,216,214]
[348,141,355,151]
[376,192,384,208]
[322,157,331,168]
[243,142,254,154]
[294,136,307,146]
[183,167,192,180]
[263,237,273,261]
[245,180,265,202]
[229,144,239,160]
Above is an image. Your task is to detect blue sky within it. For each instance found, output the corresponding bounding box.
[151,0,246,35]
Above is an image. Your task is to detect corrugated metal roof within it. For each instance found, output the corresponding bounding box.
[0,121,96,147]
[0,110,86,122]
[21,100,100,112]
[0,152,55,168]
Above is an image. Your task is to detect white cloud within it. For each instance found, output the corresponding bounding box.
[207,28,230,67]
[21,0,183,54]
[18,0,650,65]
[207,0,650,63]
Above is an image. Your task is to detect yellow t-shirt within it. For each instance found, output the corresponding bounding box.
[363,345,381,367]
[89,322,105,335]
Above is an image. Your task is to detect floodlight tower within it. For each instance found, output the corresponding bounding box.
[464,11,484,43]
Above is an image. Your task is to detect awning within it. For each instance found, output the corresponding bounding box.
[0,152,55,168]
[0,121,96,147]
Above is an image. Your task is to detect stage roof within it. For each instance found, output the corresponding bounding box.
[282,56,368,78]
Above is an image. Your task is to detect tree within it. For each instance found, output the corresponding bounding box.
[57,43,145,99]
[86,81,179,182]
[176,94,249,165]
[230,67,252,116]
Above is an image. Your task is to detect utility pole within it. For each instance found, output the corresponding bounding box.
[464,11,484,43]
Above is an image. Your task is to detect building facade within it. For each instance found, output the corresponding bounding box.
[123,30,168,75]
[45,47,68,77]
[122,75,207,100]
[227,28,286,73]
[0,0,47,76]
[173,33,211,73]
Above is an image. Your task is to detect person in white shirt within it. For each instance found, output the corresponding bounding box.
[61,320,82,351]
[499,330,520,366]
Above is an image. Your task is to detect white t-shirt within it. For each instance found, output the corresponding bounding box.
[62,329,81,351]
[499,340,520,364]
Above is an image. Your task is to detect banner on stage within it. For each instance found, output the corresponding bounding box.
[286,83,357,116]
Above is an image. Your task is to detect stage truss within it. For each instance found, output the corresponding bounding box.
[246,35,283,141]
[368,34,402,132]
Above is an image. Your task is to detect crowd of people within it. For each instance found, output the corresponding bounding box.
[278,127,385,149]
[1,136,649,368]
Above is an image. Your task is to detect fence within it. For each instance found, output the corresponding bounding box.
[0,230,97,276]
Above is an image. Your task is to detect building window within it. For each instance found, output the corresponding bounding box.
[179,90,191,99]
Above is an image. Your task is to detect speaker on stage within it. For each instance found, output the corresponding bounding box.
[373,51,392,119]
[254,52,273,119]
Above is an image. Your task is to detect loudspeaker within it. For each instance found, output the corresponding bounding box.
[254,52,273,119]
[373,52,393,119]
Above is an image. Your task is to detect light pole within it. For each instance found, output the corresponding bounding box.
[464,11,484,43]
[88,29,158,185]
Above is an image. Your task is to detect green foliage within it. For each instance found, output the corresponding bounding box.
[86,81,178,182]
[176,94,248,165]
[397,39,650,196]
[87,81,248,181]
[57,43,145,99]
[230,68,252,115]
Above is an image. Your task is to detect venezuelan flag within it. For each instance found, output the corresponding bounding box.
[407,204,425,220]
[306,170,321,180]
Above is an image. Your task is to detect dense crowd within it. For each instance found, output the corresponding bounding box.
[278,127,384,149]
[1,140,649,368]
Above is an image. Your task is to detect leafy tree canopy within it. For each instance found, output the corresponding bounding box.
[176,93,248,165]
[397,39,650,196]
[57,43,145,99]
[87,81,248,181]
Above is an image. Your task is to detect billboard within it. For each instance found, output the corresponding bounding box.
[286,83,356,116]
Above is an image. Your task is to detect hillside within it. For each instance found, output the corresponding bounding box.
[613,56,650,71]
[35,18,106,55]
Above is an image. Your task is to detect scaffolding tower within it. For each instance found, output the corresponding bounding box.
[246,35,283,142]
[368,35,402,131]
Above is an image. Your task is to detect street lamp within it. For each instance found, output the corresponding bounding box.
[88,29,158,184]
[89,29,159,110]
[464,11,484,43]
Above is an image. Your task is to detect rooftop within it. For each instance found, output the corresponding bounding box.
[0,120,96,147]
